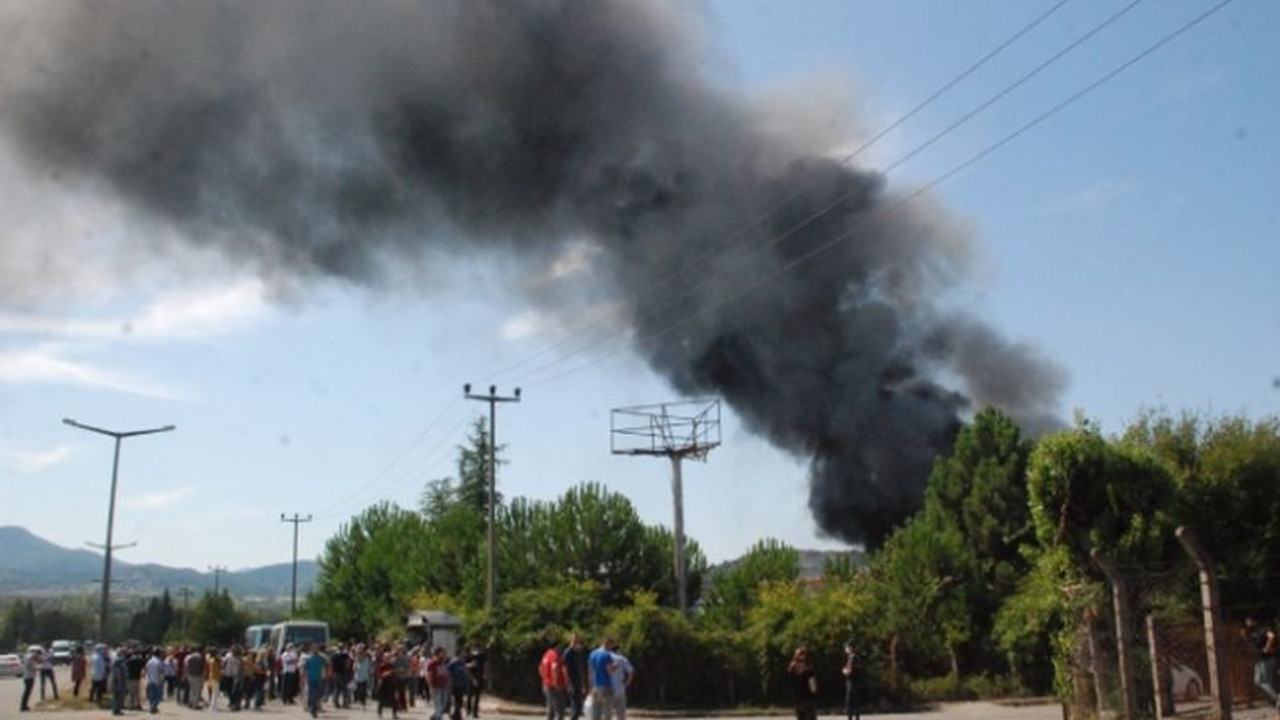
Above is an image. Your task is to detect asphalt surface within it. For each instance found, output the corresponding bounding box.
[0,666,1067,720]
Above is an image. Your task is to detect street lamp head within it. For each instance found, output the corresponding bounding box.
[464,383,471,394]
[489,384,496,395]
[514,387,521,399]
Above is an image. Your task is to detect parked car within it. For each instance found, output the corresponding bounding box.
[1171,660,1203,701]
[0,653,22,678]
[50,639,74,665]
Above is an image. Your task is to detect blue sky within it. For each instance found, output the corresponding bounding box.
[1,0,1276,575]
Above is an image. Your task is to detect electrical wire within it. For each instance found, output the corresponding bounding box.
[517,0,1237,390]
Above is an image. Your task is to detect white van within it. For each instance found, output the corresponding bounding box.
[244,624,273,651]
[268,620,330,655]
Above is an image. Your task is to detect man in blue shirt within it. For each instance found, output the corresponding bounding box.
[301,644,329,719]
[587,639,616,720]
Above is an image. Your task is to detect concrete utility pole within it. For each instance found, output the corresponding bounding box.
[1092,549,1138,720]
[176,587,193,639]
[1176,526,1232,720]
[611,399,720,614]
[209,565,228,594]
[463,384,521,612]
[63,417,175,643]
[280,513,312,616]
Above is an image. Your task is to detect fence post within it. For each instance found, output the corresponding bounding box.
[1092,549,1139,719]
[1147,613,1172,719]
[1175,526,1232,720]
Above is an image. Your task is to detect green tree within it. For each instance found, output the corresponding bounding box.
[188,590,249,647]
[308,502,433,638]
[700,539,798,631]
[540,482,701,607]
[1005,421,1177,697]
[126,590,175,644]
[1125,411,1280,612]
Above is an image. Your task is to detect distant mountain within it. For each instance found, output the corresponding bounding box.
[0,526,317,600]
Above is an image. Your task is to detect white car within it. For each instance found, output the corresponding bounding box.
[1171,660,1203,701]
[0,653,22,678]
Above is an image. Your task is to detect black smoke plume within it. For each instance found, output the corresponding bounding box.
[0,0,1063,548]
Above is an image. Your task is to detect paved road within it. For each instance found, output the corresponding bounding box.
[0,667,1067,720]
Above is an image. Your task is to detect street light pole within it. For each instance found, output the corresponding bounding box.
[463,384,520,611]
[63,418,175,643]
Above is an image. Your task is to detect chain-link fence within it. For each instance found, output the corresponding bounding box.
[1062,530,1277,720]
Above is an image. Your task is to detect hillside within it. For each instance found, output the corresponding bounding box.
[0,526,317,600]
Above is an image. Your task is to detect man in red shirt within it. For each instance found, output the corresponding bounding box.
[426,647,450,720]
[539,645,568,720]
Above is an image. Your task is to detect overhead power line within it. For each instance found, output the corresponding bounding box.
[481,0,1077,388]
[516,0,1237,391]
[500,0,1151,390]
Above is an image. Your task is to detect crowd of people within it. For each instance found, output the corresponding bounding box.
[18,640,490,718]
[537,633,634,720]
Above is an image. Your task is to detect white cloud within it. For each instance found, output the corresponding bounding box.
[0,279,271,343]
[532,241,601,287]
[9,444,74,474]
[127,487,196,510]
[1034,179,1134,216]
[0,345,184,399]
[501,310,556,341]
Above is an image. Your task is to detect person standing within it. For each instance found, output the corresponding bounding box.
[427,647,451,720]
[787,647,818,720]
[71,646,87,698]
[562,634,588,720]
[447,648,473,720]
[145,647,166,714]
[280,643,300,705]
[111,646,129,717]
[303,643,330,719]
[174,645,189,706]
[354,644,373,710]
[184,646,206,709]
[331,643,353,709]
[607,645,634,720]
[465,645,487,717]
[1244,617,1280,710]
[253,647,271,710]
[376,649,400,719]
[587,639,617,720]
[394,644,413,712]
[539,643,568,720]
[222,645,242,710]
[164,648,178,700]
[20,646,38,712]
[206,645,224,707]
[842,643,860,720]
[39,645,59,701]
[90,644,109,705]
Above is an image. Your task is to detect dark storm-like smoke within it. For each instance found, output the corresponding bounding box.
[0,0,1063,548]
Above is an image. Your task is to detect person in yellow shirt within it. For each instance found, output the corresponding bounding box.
[205,649,222,711]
